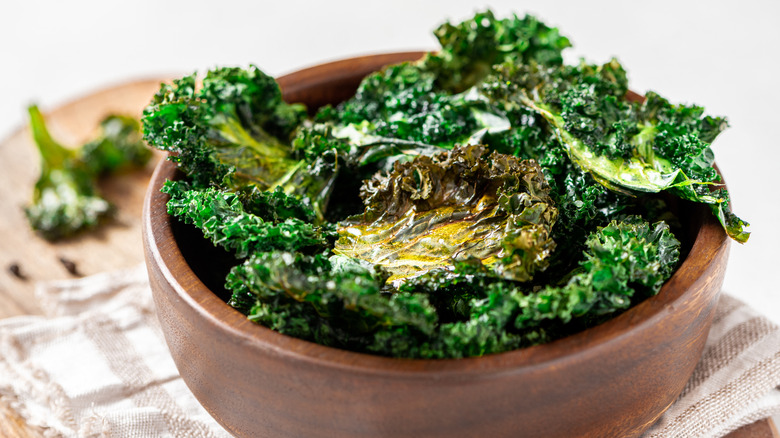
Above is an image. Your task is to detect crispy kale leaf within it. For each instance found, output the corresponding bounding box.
[497,59,749,242]
[335,144,558,284]
[226,252,438,350]
[142,67,339,220]
[25,105,151,240]
[162,180,336,259]
[79,115,152,175]
[425,10,571,92]
[293,62,502,170]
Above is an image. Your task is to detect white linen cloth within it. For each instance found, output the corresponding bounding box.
[0,265,229,437]
[0,265,777,438]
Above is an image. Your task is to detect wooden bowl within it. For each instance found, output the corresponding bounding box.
[142,52,730,438]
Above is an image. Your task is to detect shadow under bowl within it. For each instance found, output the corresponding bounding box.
[142,52,730,438]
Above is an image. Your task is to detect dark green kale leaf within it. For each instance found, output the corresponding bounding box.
[162,180,336,259]
[142,74,225,187]
[142,67,339,220]
[226,251,438,350]
[293,62,502,170]
[334,144,558,284]
[198,66,305,141]
[504,216,680,341]
[425,10,572,92]
[25,105,151,240]
[79,114,152,175]
[325,62,438,128]
[498,59,748,242]
[238,185,318,223]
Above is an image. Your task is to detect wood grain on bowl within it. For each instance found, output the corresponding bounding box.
[143,53,731,438]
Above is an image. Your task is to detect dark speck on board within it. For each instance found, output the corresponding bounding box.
[58,256,81,277]
[7,262,27,280]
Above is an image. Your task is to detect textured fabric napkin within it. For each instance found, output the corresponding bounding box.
[0,265,778,438]
[0,265,229,438]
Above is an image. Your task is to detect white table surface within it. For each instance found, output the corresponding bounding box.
[3,0,778,350]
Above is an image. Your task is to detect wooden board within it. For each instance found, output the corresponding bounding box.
[0,78,166,316]
[0,79,776,438]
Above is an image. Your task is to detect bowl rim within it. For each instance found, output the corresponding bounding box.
[143,52,730,378]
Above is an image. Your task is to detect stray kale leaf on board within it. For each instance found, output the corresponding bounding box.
[26,106,152,240]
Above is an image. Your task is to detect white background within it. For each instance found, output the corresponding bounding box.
[2,0,779,426]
